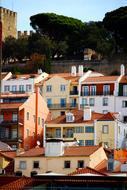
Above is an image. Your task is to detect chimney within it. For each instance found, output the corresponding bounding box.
[83,106,91,121]
[71,66,76,76]
[45,139,64,157]
[78,65,84,76]
[120,64,125,76]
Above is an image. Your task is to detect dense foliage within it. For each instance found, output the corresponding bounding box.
[2,6,127,73]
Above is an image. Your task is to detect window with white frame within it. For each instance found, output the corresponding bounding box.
[46,85,52,92]
[102,125,109,134]
[12,85,17,92]
[11,128,17,138]
[60,84,66,91]
[26,84,32,92]
[4,85,10,92]
[122,101,127,108]
[19,161,26,170]
[55,128,61,138]
[82,98,87,107]
[103,85,110,95]
[19,85,24,92]
[89,98,95,106]
[90,85,96,95]
[83,86,89,96]
[123,85,127,96]
[103,98,108,106]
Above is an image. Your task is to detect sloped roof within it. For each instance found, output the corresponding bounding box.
[0,151,16,159]
[17,145,101,158]
[82,76,119,83]
[119,75,127,83]
[46,109,105,124]
[17,147,44,157]
[64,145,100,156]
[97,112,116,121]
[68,166,107,176]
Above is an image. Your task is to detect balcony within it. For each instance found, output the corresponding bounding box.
[81,91,113,96]
[47,103,78,109]
[0,120,18,126]
[70,91,78,95]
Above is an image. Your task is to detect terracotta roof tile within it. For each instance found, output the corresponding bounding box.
[17,147,44,157]
[97,112,116,121]
[82,76,119,83]
[64,145,100,156]
[68,166,107,176]
[0,151,16,159]
[47,110,104,124]
[119,75,127,83]
[0,176,34,190]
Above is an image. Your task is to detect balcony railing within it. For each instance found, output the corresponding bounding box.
[0,120,18,125]
[47,103,78,109]
[70,91,78,95]
[81,91,113,96]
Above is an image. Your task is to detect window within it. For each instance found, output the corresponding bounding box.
[19,85,24,92]
[79,140,84,146]
[122,101,127,108]
[11,129,17,138]
[0,114,4,123]
[89,98,94,106]
[75,127,84,133]
[61,111,65,116]
[83,86,89,96]
[71,98,77,107]
[12,85,17,92]
[103,98,108,106]
[85,140,94,146]
[42,119,44,128]
[11,145,17,150]
[33,115,36,123]
[60,98,66,107]
[26,84,32,92]
[47,98,52,108]
[85,126,94,133]
[55,128,61,138]
[4,85,10,92]
[66,128,73,138]
[64,161,70,168]
[12,113,18,121]
[26,129,29,137]
[123,116,127,122]
[19,161,26,170]
[46,85,52,92]
[90,85,96,96]
[82,98,87,107]
[102,125,109,134]
[60,85,66,91]
[27,112,29,120]
[77,160,84,168]
[103,110,108,114]
[66,113,74,122]
[33,161,39,169]
[123,85,127,96]
[103,85,110,95]
[38,117,40,125]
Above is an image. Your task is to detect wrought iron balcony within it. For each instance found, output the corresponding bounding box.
[81,91,113,96]
[70,91,78,95]
[47,103,78,109]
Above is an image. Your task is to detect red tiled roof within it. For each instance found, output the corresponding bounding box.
[0,176,20,187]
[82,76,119,83]
[0,151,16,159]
[17,147,44,157]
[0,176,34,190]
[119,75,127,83]
[9,74,39,80]
[47,110,104,124]
[64,145,100,156]
[97,112,116,121]
[1,93,30,98]
[0,103,22,109]
[94,159,108,172]
[68,166,107,176]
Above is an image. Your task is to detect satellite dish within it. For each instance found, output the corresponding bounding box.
[37,141,41,146]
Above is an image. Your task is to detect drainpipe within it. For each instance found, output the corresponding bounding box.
[35,85,39,144]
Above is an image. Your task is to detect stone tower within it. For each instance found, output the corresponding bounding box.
[0,7,17,40]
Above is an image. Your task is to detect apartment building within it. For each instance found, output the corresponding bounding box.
[14,140,107,176]
[0,91,49,150]
[46,107,127,149]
